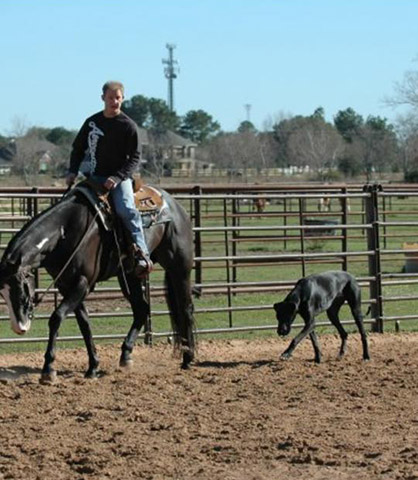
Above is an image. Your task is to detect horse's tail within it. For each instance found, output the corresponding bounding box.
[164,272,196,358]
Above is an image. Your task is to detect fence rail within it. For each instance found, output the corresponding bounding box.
[1,182,418,345]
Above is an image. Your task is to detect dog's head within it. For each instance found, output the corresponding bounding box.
[273,301,298,336]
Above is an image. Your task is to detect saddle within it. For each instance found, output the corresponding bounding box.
[70,178,170,232]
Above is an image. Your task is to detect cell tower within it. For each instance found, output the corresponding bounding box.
[162,43,179,112]
[244,104,252,122]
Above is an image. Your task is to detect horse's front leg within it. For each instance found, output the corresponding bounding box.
[118,273,149,369]
[74,302,99,378]
[40,276,89,383]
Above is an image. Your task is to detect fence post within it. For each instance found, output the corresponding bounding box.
[341,187,348,271]
[364,184,383,332]
[192,186,202,288]
[31,188,41,305]
[223,198,233,327]
[298,197,306,277]
[144,277,153,346]
[232,192,239,284]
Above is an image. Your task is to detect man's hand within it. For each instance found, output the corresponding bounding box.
[66,173,77,187]
[104,177,117,190]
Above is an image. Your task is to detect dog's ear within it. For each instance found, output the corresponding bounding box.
[273,302,282,312]
[274,301,297,317]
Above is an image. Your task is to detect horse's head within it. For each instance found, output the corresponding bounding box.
[0,262,35,335]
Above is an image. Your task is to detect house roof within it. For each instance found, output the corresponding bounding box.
[139,128,197,147]
[0,138,59,167]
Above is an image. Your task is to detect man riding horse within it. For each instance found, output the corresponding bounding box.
[66,80,153,277]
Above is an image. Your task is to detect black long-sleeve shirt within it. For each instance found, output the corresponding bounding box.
[69,111,141,183]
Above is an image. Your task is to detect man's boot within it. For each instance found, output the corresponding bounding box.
[129,244,153,278]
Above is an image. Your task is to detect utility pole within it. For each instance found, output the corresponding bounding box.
[162,43,179,112]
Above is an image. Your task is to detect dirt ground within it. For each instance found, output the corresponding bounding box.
[0,332,417,480]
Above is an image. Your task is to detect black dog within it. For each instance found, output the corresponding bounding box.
[273,271,370,363]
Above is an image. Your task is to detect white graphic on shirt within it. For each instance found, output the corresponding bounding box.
[87,121,104,174]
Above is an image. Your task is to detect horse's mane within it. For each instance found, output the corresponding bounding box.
[1,195,84,267]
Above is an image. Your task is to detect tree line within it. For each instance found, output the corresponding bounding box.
[2,69,418,183]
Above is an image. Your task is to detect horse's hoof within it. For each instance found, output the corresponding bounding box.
[39,371,57,384]
[181,361,190,370]
[84,370,98,380]
[119,359,134,370]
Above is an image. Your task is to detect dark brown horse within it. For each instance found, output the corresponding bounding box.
[0,184,195,382]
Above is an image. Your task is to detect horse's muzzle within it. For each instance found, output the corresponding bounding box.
[11,320,31,335]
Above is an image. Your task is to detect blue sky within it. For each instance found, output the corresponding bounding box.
[1,0,417,136]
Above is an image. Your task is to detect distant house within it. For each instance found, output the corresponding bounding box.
[138,127,200,175]
[0,141,14,174]
[0,138,58,174]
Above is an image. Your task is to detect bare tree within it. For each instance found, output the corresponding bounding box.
[11,133,58,185]
[384,67,418,111]
[198,131,277,180]
[8,116,30,137]
[287,120,344,179]
[12,135,42,184]
[262,111,293,132]
[395,113,418,176]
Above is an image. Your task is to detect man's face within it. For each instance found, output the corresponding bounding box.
[102,88,124,117]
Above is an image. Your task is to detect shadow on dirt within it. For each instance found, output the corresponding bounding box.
[0,365,42,380]
[196,359,278,369]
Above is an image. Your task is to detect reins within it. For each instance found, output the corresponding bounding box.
[34,209,101,307]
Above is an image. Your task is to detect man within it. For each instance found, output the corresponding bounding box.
[66,80,153,276]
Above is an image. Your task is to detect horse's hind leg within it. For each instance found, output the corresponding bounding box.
[118,273,149,368]
[74,302,99,378]
[165,271,195,369]
[41,276,89,383]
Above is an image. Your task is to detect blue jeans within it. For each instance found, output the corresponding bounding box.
[91,176,149,256]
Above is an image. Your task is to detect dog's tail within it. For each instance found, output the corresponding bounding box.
[365,305,372,317]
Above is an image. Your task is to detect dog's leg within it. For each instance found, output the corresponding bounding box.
[350,307,370,361]
[309,331,322,363]
[346,285,371,361]
[326,297,348,359]
[281,312,315,361]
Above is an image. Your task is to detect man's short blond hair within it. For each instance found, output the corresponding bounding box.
[102,81,125,95]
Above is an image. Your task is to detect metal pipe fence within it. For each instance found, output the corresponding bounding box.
[0,183,418,345]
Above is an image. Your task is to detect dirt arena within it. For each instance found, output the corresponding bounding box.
[0,332,417,480]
